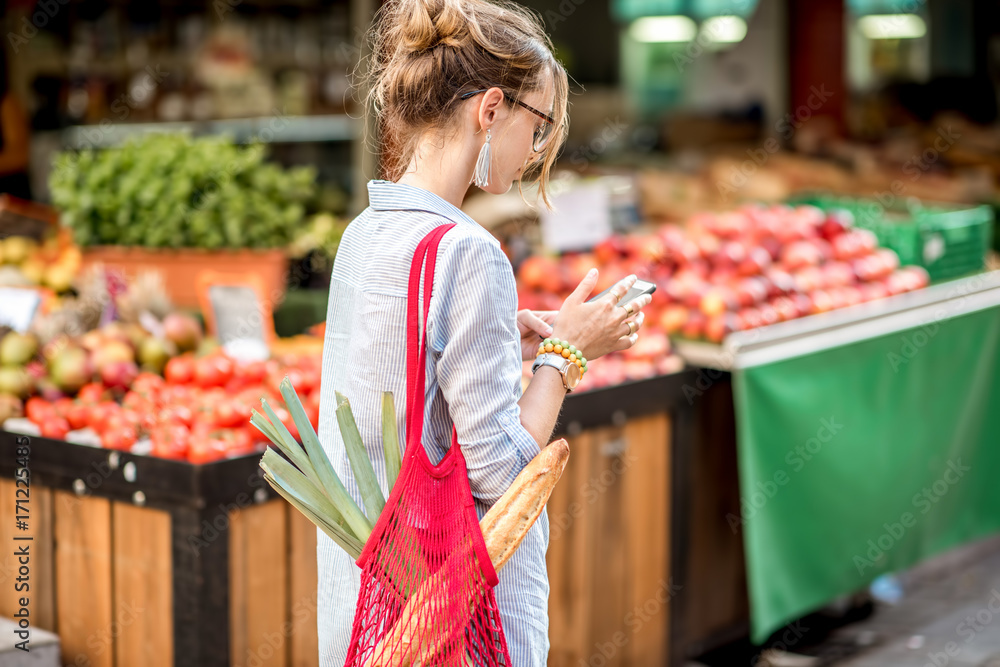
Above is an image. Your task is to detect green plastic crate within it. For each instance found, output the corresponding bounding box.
[789,195,995,283]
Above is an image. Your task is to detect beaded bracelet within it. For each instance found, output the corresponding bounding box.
[536,338,588,375]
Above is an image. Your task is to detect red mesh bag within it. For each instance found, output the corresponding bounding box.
[344,224,512,667]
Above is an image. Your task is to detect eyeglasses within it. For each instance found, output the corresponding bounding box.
[460,88,555,152]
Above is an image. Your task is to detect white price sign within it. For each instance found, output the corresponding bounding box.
[540,182,613,253]
[0,288,41,333]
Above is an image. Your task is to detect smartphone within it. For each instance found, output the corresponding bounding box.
[587,278,657,304]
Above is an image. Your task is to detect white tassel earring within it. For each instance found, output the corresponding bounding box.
[471,128,492,187]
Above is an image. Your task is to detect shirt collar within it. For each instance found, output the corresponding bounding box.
[366,180,478,227]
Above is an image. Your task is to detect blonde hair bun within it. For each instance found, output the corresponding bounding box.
[365,0,569,208]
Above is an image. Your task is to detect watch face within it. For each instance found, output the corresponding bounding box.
[564,361,582,389]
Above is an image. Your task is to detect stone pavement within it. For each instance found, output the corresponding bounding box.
[691,535,1000,667]
[829,535,1000,667]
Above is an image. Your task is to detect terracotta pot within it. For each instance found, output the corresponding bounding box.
[80,246,289,309]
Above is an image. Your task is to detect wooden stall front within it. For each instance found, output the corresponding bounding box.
[0,368,750,667]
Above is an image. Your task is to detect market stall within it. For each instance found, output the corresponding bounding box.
[723,271,1000,643]
[0,368,715,667]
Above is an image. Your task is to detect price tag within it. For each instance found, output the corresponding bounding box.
[540,182,613,253]
[0,288,41,333]
[196,271,276,362]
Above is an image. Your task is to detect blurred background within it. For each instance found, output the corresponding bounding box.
[0,1,999,666]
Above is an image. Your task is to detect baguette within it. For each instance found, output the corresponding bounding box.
[363,438,571,667]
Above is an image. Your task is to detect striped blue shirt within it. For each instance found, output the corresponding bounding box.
[317,179,550,666]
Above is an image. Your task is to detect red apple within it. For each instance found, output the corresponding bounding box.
[790,293,813,317]
[900,265,930,290]
[704,313,738,344]
[781,241,823,271]
[696,234,722,260]
[735,277,769,307]
[737,307,763,330]
[823,261,856,288]
[794,266,825,293]
[659,305,690,334]
[810,290,835,314]
[764,268,796,296]
[699,287,737,317]
[717,241,748,266]
[759,237,783,261]
[770,296,799,322]
[861,282,890,302]
[681,312,706,340]
[818,215,849,240]
[757,303,780,326]
[738,246,772,276]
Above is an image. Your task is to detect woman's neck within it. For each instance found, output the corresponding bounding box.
[395,130,480,209]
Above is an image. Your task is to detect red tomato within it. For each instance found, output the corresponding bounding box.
[211,399,246,429]
[150,424,191,460]
[53,397,74,419]
[39,417,70,441]
[77,383,109,404]
[158,404,194,429]
[235,360,267,384]
[194,355,235,388]
[165,355,195,385]
[132,372,165,393]
[25,397,54,425]
[188,438,229,465]
[88,402,121,434]
[102,428,137,452]
[65,401,90,431]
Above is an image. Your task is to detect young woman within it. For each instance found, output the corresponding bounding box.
[316,0,652,664]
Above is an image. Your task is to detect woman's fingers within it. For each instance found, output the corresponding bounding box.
[613,332,639,352]
[566,268,600,305]
[517,309,554,337]
[620,312,645,338]
[606,274,638,305]
[615,293,653,322]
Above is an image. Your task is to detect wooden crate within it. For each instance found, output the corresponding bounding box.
[80,246,288,309]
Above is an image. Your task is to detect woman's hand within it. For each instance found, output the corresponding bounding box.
[517,309,557,361]
[550,270,652,362]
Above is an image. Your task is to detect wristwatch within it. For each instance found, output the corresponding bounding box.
[531,353,582,393]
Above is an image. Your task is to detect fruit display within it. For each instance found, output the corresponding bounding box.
[7,345,322,464]
[517,252,685,391]
[0,229,81,293]
[515,203,932,358]
[49,133,316,250]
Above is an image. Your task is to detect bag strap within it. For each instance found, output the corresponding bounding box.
[405,223,456,449]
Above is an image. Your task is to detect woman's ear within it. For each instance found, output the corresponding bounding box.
[477,87,506,130]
